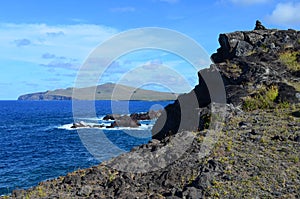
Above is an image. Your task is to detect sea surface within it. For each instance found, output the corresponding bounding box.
[0,100,172,195]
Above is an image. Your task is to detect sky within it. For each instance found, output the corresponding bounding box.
[0,0,300,99]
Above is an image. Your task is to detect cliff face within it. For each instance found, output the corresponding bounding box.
[152,25,300,140]
[212,28,300,105]
[18,92,72,100]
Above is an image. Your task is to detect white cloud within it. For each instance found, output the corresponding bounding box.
[230,0,270,5]
[0,23,118,67]
[266,2,300,26]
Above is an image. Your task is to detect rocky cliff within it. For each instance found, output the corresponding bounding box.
[152,21,300,140]
[4,22,300,199]
[18,91,72,100]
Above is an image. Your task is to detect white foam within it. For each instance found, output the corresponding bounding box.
[57,123,76,130]
[77,117,107,121]
[57,121,154,131]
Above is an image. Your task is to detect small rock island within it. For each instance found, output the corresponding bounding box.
[71,110,162,129]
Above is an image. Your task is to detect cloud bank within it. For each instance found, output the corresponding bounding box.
[0,23,118,68]
[266,2,300,26]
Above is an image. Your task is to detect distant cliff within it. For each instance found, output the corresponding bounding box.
[18,83,178,101]
[18,91,72,100]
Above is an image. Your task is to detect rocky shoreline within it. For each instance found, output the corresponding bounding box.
[3,22,300,198]
[71,110,162,129]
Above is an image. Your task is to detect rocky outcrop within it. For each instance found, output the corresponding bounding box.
[152,22,300,140]
[103,110,162,121]
[130,110,162,120]
[105,111,162,128]
[71,111,162,129]
[70,121,106,129]
[108,116,141,128]
[211,26,300,105]
[254,20,266,30]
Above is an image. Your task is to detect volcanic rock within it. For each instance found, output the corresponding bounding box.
[153,23,300,140]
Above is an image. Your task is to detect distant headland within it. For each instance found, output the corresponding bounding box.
[17,83,178,101]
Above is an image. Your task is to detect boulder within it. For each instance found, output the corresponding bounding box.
[103,114,121,120]
[254,20,266,30]
[106,115,141,128]
[70,121,104,129]
[130,112,150,120]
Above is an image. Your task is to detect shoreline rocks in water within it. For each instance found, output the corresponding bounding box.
[71,110,163,129]
[70,121,106,129]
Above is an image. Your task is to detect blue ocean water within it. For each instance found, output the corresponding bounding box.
[0,100,172,195]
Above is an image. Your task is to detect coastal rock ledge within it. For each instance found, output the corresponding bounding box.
[5,22,300,198]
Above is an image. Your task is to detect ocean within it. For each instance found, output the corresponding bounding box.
[0,100,172,195]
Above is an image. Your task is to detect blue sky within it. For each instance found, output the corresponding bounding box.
[1,0,300,99]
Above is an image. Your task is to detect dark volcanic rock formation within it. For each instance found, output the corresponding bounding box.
[70,121,106,129]
[105,111,162,128]
[254,20,266,30]
[152,23,300,140]
[108,116,141,128]
[71,111,162,129]
[103,110,162,122]
[211,27,300,105]
[152,67,225,140]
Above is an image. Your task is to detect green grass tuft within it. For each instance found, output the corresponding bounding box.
[243,85,279,111]
[279,51,300,71]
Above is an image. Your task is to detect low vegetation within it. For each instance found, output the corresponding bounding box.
[242,85,279,111]
[203,105,300,198]
[279,51,300,71]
